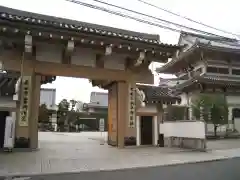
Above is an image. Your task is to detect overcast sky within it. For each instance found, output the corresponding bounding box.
[0,0,239,103]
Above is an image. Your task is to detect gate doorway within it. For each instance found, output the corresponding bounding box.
[140,116,153,145]
[0,111,10,148]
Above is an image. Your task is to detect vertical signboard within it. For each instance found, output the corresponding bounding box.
[128,84,136,128]
[99,118,105,132]
[19,76,32,127]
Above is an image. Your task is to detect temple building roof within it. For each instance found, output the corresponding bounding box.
[0,71,56,97]
[173,74,240,92]
[0,71,18,96]
[136,84,181,104]
[156,31,240,74]
[0,6,180,59]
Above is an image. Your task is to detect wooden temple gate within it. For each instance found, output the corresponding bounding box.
[0,6,179,149]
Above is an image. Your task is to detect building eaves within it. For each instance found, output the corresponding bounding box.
[198,42,240,54]
[174,74,240,91]
[156,43,199,74]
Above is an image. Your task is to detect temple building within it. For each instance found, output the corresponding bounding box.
[157,31,240,132]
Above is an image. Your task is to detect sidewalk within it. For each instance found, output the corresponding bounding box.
[0,132,239,176]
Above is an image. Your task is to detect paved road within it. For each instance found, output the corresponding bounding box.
[5,157,240,180]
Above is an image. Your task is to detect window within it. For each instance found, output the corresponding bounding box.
[233,108,240,118]
[218,68,229,74]
[207,67,218,73]
[207,67,229,74]
[232,69,240,75]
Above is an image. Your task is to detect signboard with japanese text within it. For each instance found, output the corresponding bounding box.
[128,84,136,128]
[19,76,32,127]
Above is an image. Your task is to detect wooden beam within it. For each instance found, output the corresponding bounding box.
[95,54,104,68]
[1,57,132,81]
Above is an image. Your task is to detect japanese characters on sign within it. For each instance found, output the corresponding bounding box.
[19,76,31,127]
[128,84,136,128]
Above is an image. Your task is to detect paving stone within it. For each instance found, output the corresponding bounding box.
[0,132,240,176]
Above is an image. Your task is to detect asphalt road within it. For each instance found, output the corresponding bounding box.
[4,158,240,180]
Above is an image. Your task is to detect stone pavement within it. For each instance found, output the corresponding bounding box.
[0,132,240,177]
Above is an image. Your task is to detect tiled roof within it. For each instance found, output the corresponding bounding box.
[137,84,181,103]
[156,43,199,73]
[0,6,179,49]
[157,32,240,74]
[174,74,240,91]
[0,72,18,96]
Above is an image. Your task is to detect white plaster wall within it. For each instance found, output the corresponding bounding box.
[226,95,240,105]
[36,42,63,63]
[0,97,16,109]
[235,118,240,132]
[137,105,157,114]
[160,121,205,139]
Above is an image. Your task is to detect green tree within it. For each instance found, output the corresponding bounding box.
[58,99,70,111]
[38,104,50,123]
[57,99,70,131]
[70,99,77,111]
[192,94,228,137]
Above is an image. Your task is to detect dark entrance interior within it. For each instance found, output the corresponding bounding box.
[0,111,10,148]
[140,116,153,145]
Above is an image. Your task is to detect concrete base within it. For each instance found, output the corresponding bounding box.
[164,137,206,151]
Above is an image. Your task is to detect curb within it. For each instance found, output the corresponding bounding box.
[0,156,238,179]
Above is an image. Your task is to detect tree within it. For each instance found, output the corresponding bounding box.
[38,104,50,123]
[57,99,70,131]
[58,99,70,111]
[192,94,228,137]
[70,99,77,111]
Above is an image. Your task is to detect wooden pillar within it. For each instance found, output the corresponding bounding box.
[117,82,128,148]
[107,83,118,146]
[15,74,33,148]
[29,74,41,149]
[15,57,40,149]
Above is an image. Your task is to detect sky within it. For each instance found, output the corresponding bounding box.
[1,0,240,103]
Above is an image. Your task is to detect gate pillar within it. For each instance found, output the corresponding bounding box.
[108,81,135,148]
[117,81,128,148]
[15,72,41,149]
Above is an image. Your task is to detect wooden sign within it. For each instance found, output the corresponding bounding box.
[128,84,136,128]
[19,76,32,127]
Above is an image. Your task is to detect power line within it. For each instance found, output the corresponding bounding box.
[66,0,234,40]
[65,0,184,33]
[87,0,233,39]
[138,0,240,38]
